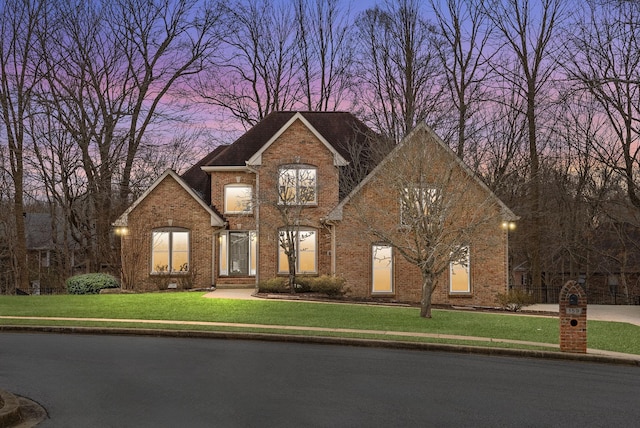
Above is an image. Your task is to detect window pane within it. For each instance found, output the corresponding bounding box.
[219,233,228,275]
[225,186,252,213]
[372,245,393,293]
[249,231,257,276]
[298,230,316,273]
[278,169,297,204]
[278,231,290,273]
[298,169,317,204]
[450,247,470,293]
[152,232,170,272]
[171,232,189,272]
[229,232,249,275]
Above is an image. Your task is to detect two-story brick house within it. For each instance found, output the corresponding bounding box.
[114,111,517,306]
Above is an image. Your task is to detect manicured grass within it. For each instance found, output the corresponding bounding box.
[1,293,638,355]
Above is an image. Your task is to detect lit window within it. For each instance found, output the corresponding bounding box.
[372,245,393,293]
[278,166,317,205]
[401,187,440,226]
[152,229,189,273]
[224,185,253,214]
[278,229,317,274]
[450,246,470,293]
[219,231,257,276]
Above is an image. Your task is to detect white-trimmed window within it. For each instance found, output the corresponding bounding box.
[224,185,253,214]
[278,229,317,274]
[278,166,317,205]
[450,246,470,293]
[401,187,440,226]
[219,231,257,276]
[372,245,393,293]
[152,228,190,273]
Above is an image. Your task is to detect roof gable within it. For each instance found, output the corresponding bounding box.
[327,123,518,222]
[114,169,225,227]
[200,111,378,171]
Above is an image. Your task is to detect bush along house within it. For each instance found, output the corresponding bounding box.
[114,111,517,307]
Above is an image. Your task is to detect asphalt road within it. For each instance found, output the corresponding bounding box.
[1,333,639,427]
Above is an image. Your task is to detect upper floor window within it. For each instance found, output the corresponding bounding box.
[278,166,317,205]
[152,228,190,273]
[224,184,253,214]
[401,187,441,226]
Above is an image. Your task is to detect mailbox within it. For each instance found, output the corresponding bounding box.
[559,280,587,353]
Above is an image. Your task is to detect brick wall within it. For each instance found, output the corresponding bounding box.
[121,175,216,291]
[333,126,508,307]
[255,119,338,282]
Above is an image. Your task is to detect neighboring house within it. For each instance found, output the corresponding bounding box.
[114,111,517,306]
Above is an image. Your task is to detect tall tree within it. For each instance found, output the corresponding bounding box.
[563,0,640,212]
[37,0,224,271]
[294,0,354,111]
[197,0,299,128]
[430,0,492,159]
[483,0,565,295]
[0,0,48,293]
[354,0,445,142]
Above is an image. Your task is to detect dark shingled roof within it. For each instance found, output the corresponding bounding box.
[204,111,379,167]
[181,144,228,204]
[183,111,386,204]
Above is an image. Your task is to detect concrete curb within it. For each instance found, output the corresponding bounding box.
[0,389,21,428]
[2,324,639,367]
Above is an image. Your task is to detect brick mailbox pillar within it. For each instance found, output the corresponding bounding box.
[559,280,587,353]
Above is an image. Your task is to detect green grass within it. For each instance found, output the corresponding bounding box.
[1,293,638,355]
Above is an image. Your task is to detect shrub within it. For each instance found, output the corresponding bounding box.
[66,273,120,295]
[257,277,288,293]
[496,289,535,312]
[305,275,347,296]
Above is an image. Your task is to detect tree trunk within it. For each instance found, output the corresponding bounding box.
[420,273,434,318]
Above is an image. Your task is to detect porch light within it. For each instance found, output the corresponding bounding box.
[502,221,516,231]
[114,226,129,236]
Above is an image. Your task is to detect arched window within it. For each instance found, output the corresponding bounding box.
[151,228,190,273]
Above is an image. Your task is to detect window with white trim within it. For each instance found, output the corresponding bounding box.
[278,229,317,274]
[401,187,440,226]
[449,246,470,293]
[219,231,257,276]
[224,185,253,214]
[278,166,317,205]
[372,245,393,293]
[152,228,190,273]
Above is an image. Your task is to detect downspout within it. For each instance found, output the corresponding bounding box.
[247,164,260,289]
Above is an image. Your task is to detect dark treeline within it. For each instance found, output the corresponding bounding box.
[1,0,639,302]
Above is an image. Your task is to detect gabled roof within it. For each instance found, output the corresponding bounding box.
[200,111,378,169]
[327,123,519,222]
[181,144,228,204]
[114,169,225,227]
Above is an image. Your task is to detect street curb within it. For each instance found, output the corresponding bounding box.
[0,389,21,428]
[2,325,639,367]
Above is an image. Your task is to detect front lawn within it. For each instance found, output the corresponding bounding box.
[0,293,638,355]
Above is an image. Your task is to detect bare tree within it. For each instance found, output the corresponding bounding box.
[36,0,224,271]
[197,0,299,128]
[563,0,640,212]
[429,0,493,159]
[353,0,445,142]
[483,0,566,295]
[0,0,48,293]
[294,0,354,111]
[258,163,319,292]
[341,125,509,317]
